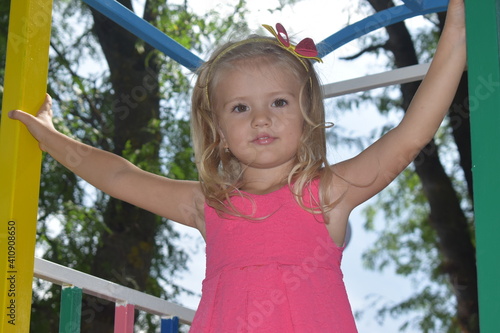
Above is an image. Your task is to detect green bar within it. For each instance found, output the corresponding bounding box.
[466,0,500,331]
[58,285,82,333]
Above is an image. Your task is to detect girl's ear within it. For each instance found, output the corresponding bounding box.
[221,135,228,149]
[218,128,228,149]
[216,123,225,141]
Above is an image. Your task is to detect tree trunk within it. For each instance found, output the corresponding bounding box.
[365,0,478,331]
[82,0,163,331]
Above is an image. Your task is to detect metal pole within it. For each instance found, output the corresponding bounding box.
[0,0,53,331]
[466,0,500,330]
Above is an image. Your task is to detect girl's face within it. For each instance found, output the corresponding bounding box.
[213,59,304,176]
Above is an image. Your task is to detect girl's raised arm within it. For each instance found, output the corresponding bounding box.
[9,95,205,233]
[331,0,466,211]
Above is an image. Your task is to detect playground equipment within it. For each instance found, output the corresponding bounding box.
[1,0,498,331]
[0,1,53,331]
[466,0,500,329]
[34,258,193,332]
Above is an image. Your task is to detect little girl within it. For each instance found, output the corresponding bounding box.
[9,0,465,331]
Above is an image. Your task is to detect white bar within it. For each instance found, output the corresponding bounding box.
[33,257,195,324]
[322,62,430,99]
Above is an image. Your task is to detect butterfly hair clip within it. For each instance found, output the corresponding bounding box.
[262,23,322,63]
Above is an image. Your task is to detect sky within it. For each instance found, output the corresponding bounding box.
[164,0,433,332]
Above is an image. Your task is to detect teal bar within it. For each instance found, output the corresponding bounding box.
[466,0,500,331]
[58,285,83,333]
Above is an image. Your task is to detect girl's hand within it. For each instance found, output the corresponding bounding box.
[446,0,465,30]
[8,94,56,152]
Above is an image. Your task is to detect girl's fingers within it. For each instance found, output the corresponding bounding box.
[8,94,53,124]
[37,94,53,116]
[8,109,35,124]
[8,94,56,149]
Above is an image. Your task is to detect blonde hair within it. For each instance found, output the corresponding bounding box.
[191,35,335,219]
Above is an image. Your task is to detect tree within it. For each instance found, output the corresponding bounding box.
[336,1,477,331]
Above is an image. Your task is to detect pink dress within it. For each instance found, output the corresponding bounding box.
[190,180,358,332]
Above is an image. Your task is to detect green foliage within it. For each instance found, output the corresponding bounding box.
[360,285,458,332]
[359,164,465,332]
[362,168,435,276]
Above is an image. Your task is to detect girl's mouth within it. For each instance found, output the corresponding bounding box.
[253,135,275,145]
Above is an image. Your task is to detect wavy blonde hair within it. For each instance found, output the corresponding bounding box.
[191,35,335,219]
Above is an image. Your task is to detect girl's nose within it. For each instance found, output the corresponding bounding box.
[251,109,272,128]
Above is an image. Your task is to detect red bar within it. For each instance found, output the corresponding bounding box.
[114,302,135,333]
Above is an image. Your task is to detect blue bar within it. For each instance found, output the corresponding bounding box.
[82,0,203,71]
[317,0,449,58]
[402,0,425,11]
[81,0,449,74]
[160,316,179,333]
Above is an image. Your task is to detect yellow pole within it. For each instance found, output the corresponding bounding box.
[0,0,53,331]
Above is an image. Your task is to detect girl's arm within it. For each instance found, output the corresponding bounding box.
[331,0,466,210]
[9,95,205,232]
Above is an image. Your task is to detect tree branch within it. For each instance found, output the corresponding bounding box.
[340,42,389,61]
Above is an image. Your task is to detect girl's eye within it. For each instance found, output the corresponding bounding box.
[272,99,288,107]
[232,104,249,113]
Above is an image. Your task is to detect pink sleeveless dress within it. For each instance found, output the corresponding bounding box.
[190,180,357,332]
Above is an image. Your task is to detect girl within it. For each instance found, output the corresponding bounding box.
[9,0,465,331]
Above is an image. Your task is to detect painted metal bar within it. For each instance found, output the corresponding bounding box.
[80,0,448,70]
[114,302,135,333]
[323,62,430,99]
[59,285,83,333]
[317,0,449,57]
[81,0,203,71]
[0,0,53,331]
[161,316,179,333]
[34,258,195,324]
[465,0,500,331]
[402,0,425,11]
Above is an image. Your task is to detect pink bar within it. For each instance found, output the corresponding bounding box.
[114,302,135,333]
